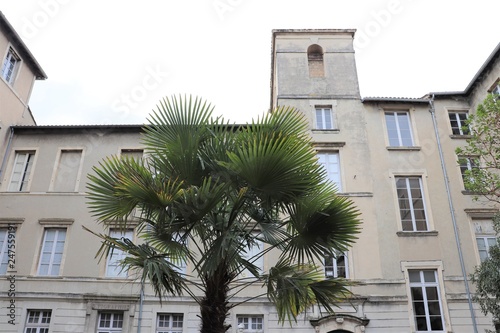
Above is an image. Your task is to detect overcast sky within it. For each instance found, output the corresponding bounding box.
[2,0,499,125]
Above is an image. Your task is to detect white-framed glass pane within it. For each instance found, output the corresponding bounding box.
[24,310,51,333]
[324,251,348,278]
[9,151,35,191]
[38,229,66,276]
[315,108,335,129]
[157,313,183,333]
[396,177,428,231]
[385,112,413,146]
[106,229,133,277]
[448,112,469,135]
[317,152,342,191]
[98,312,123,333]
[1,48,20,84]
[237,315,263,332]
[408,270,444,332]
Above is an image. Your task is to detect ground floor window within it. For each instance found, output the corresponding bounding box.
[237,315,263,332]
[408,270,444,331]
[97,312,124,333]
[156,313,183,333]
[24,310,51,333]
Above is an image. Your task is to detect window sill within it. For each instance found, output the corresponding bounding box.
[386,146,421,151]
[450,134,472,139]
[312,129,340,134]
[396,231,438,237]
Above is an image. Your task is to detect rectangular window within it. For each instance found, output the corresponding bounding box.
[385,111,413,146]
[237,315,263,333]
[1,47,20,84]
[53,149,83,192]
[38,229,66,276]
[97,312,123,333]
[448,111,470,135]
[396,177,428,231]
[317,152,342,191]
[476,236,497,262]
[458,157,478,185]
[156,313,183,333]
[24,310,51,333]
[106,229,133,277]
[0,228,13,275]
[9,151,35,191]
[408,270,444,332]
[241,236,263,278]
[324,251,348,278]
[315,107,335,130]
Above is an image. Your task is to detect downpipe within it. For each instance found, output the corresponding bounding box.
[429,95,478,333]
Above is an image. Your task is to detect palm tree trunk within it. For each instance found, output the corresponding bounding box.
[200,264,233,333]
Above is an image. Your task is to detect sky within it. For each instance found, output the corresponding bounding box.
[1,0,499,125]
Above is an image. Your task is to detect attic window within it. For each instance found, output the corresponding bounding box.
[1,47,21,85]
[307,44,324,77]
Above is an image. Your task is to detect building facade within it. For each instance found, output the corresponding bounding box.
[1,21,499,333]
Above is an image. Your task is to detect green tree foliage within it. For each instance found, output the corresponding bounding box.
[86,95,361,333]
[471,215,500,332]
[456,94,500,204]
[457,93,500,331]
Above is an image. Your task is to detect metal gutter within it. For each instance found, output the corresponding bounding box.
[428,95,478,333]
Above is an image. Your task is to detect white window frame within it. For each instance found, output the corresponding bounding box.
[0,228,13,275]
[106,229,133,278]
[385,111,414,146]
[1,47,20,85]
[315,107,336,130]
[156,313,184,333]
[9,151,35,191]
[324,251,348,278]
[97,312,124,333]
[458,156,478,186]
[237,315,263,333]
[37,228,67,276]
[240,235,263,278]
[448,111,470,136]
[317,151,342,192]
[395,176,429,232]
[24,309,51,333]
[476,235,497,262]
[408,270,445,332]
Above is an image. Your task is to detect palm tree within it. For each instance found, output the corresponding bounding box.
[86,95,361,333]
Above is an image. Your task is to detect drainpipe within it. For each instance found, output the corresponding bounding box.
[0,127,15,182]
[137,278,144,333]
[428,95,478,333]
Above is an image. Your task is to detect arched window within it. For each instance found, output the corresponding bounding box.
[307,44,324,77]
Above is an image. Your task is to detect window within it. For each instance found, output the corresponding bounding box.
[408,270,445,332]
[237,315,263,333]
[106,229,133,277]
[156,313,183,333]
[324,251,348,278]
[458,157,478,185]
[448,111,469,135]
[24,310,51,333]
[0,228,13,275]
[38,229,66,276]
[476,236,497,262]
[52,149,83,192]
[9,151,35,191]
[317,152,342,191]
[385,111,414,146]
[492,84,500,95]
[1,47,20,84]
[241,236,263,278]
[97,312,123,333]
[315,107,335,130]
[395,177,428,231]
